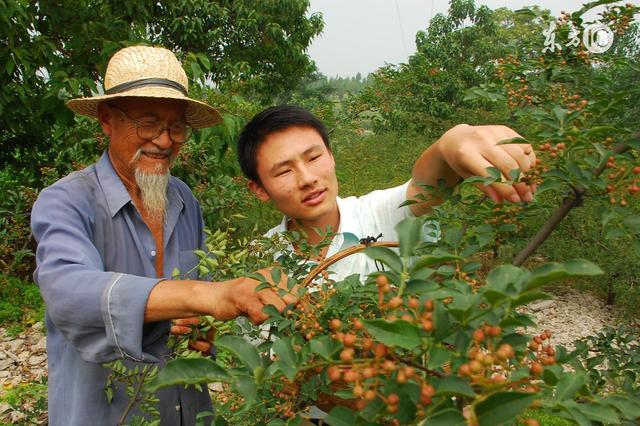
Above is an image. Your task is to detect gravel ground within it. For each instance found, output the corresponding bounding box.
[0,285,625,423]
[517,285,618,351]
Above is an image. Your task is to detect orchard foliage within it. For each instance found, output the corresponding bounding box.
[150,217,640,425]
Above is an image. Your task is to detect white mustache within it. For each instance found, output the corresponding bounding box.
[130,148,175,165]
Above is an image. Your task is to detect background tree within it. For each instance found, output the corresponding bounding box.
[0,0,323,171]
[355,1,550,132]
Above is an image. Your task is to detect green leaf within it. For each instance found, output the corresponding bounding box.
[361,319,421,349]
[396,217,423,258]
[525,260,603,291]
[216,335,263,373]
[498,332,530,349]
[487,166,502,180]
[214,415,229,426]
[364,246,403,273]
[542,364,563,385]
[272,336,298,381]
[605,227,627,240]
[510,291,551,308]
[233,375,257,411]
[421,408,466,426]
[324,406,357,426]
[563,403,593,426]
[309,335,341,360]
[427,345,451,369]
[255,282,273,292]
[486,264,523,289]
[554,371,587,402]
[604,395,640,419]
[405,278,438,294]
[501,313,536,328]
[146,358,228,392]
[563,400,620,424]
[497,223,517,232]
[497,136,529,145]
[464,175,492,185]
[552,105,568,127]
[434,376,476,398]
[515,7,537,17]
[443,225,464,249]
[476,392,539,426]
[622,215,640,234]
[410,252,462,272]
[262,304,283,320]
[270,268,281,285]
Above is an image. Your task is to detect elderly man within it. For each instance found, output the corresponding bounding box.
[31,46,294,426]
[238,105,537,281]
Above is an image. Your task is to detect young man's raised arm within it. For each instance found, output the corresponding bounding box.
[407,124,537,216]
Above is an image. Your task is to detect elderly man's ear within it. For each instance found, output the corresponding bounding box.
[96,102,113,136]
[247,180,271,202]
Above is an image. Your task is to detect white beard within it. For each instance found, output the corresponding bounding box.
[135,168,169,221]
[130,148,174,221]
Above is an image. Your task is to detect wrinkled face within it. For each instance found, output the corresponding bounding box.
[99,97,187,178]
[249,126,339,226]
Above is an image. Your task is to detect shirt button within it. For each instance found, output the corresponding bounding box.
[150,250,156,257]
[175,404,181,411]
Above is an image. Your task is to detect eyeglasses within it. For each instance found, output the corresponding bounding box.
[109,104,192,144]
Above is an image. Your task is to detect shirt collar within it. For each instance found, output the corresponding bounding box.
[96,152,132,217]
[95,151,184,218]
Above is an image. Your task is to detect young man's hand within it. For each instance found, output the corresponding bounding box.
[435,124,536,203]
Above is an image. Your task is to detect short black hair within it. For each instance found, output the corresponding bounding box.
[237,105,330,184]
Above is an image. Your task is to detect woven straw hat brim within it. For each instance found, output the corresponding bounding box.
[66,86,222,129]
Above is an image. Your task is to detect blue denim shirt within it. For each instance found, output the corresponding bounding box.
[32,152,211,426]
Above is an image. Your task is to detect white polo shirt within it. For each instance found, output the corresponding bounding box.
[265,181,439,282]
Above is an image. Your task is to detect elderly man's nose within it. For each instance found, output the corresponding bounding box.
[153,128,173,148]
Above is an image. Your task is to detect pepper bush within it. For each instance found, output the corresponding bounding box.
[147,216,640,426]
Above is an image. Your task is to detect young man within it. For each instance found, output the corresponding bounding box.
[31,46,294,426]
[237,105,536,281]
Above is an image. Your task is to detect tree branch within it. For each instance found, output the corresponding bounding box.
[513,138,635,266]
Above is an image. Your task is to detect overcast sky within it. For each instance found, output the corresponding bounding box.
[307,0,639,77]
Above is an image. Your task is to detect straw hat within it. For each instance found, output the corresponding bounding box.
[66,45,221,129]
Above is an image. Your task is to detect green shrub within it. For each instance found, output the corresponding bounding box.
[0,275,44,334]
[0,378,48,425]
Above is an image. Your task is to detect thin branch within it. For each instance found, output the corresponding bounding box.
[513,139,635,266]
[301,241,399,288]
[117,366,154,426]
[396,356,445,378]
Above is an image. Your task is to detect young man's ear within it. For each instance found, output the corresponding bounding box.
[247,180,271,202]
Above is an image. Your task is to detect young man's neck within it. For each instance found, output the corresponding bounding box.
[287,208,340,246]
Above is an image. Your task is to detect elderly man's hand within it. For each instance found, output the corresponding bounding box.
[208,267,298,325]
[436,124,537,203]
[171,316,213,354]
